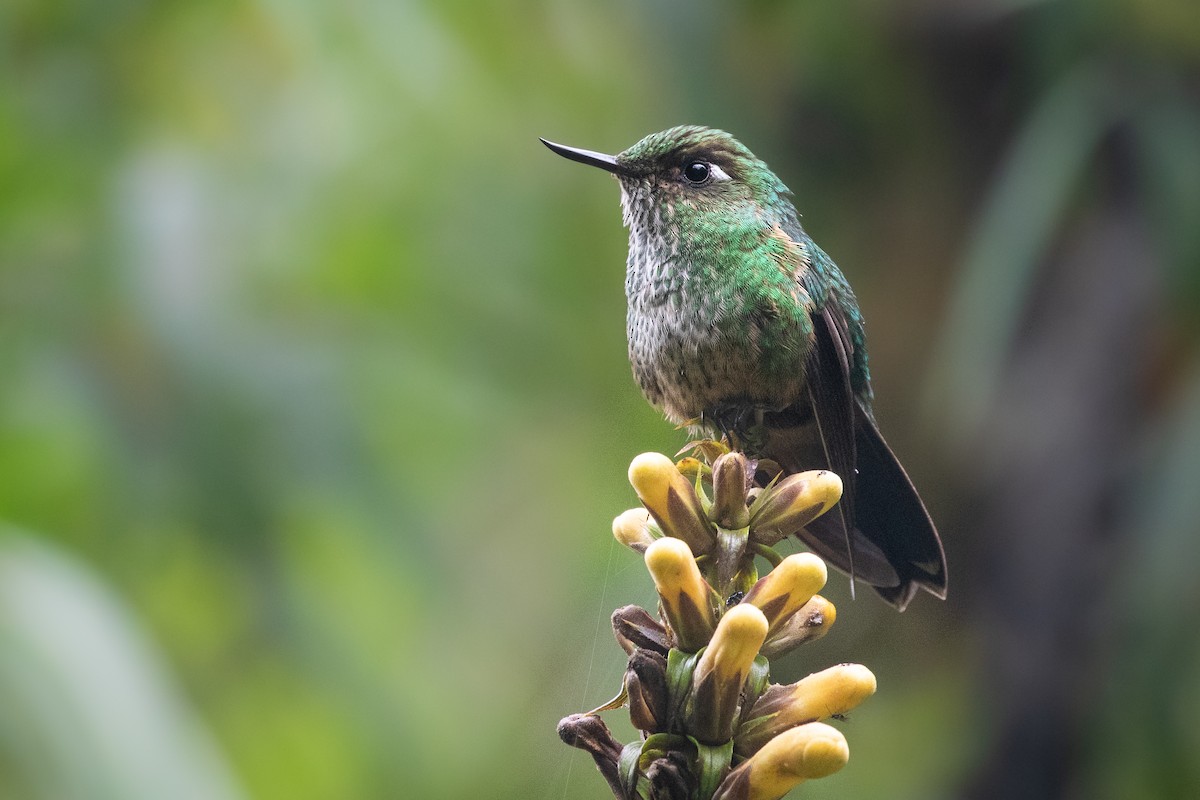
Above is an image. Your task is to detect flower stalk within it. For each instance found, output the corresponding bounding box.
[561,444,878,800]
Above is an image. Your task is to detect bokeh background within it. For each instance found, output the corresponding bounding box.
[3,1,1199,798]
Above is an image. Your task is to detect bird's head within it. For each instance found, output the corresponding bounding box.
[541,126,794,237]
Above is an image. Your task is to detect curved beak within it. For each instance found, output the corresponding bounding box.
[540,138,627,176]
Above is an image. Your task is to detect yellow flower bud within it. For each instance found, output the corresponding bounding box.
[643,538,716,651]
[748,470,842,545]
[709,452,750,529]
[735,664,876,757]
[687,604,769,743]
[713,722,849,800]
[760,595,836,659]
[612,508,657,553]
[742,553,827,638]
[629,453,716,554]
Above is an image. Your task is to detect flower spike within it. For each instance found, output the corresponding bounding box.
[559,449,888,800]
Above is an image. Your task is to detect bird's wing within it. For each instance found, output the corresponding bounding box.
[799,296,859,580]
[781,236,945,609]
[850,403,948,608]
[796,300,946,607]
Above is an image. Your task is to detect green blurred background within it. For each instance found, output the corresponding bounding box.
[2,1,1199,798]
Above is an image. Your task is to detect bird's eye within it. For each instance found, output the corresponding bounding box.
[682,161,711,184]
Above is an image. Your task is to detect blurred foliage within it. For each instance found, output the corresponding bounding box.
[1,1,1198,799]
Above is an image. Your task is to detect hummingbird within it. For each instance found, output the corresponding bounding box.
[541,125,946,610]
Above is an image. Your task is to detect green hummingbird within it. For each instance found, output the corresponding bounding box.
[542,125,946,610]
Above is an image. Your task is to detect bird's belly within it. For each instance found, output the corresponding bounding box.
[627,302,807,424]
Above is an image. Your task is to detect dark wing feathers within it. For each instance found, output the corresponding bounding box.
[801,303,859,580]
[796,294,947,610]
[852,407,948,608]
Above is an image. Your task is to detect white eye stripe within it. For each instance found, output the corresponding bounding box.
[708,163,731,182]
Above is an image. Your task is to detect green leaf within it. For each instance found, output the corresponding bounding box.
[666,648,702,731]
[691,738,734,800]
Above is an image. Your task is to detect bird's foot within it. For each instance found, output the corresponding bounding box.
[704,403,770,454]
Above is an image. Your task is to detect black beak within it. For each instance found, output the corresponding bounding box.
[540,138,627,176]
